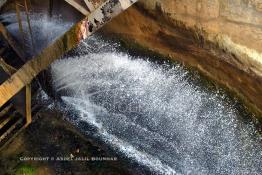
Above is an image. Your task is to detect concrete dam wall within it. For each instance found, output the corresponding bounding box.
[102,0,262,120]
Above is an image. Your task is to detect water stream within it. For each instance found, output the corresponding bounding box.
[51,36,262,175]
[0,13,73,57]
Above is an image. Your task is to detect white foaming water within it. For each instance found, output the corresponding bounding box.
[51,36,262,175]
[0,13,73,56]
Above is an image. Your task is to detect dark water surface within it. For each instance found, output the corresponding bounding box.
[50,36,262,175]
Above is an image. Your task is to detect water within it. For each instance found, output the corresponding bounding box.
[0,13,73,57]
[50,36,262,174]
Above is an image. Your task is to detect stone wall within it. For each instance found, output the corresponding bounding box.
[139,0,262,53]
[102,0,262,120]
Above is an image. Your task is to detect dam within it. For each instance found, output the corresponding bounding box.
[0,0,262,174]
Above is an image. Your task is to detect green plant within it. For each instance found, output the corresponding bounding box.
[15,164,36,175]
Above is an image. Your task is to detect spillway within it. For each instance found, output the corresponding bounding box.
[51,36,262,175]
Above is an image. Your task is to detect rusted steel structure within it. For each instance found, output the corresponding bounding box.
[0,0,137,148]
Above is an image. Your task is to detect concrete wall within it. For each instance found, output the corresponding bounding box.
[139,0,262,53]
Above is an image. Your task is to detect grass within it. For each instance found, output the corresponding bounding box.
[15,164,36,175]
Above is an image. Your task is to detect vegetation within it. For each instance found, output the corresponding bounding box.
[15,164,36,175]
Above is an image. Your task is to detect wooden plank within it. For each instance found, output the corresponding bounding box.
[0,57,17,75]
[25,84,31,125]
[64,0,90,15]
[0,104,12,118]
[0,115,14,129]
[0,0,138,108]
[84,0,95,12]
[0,118,25,151]
[0,116,23,143]
[15,2,26,50]
[24,0,36,54]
